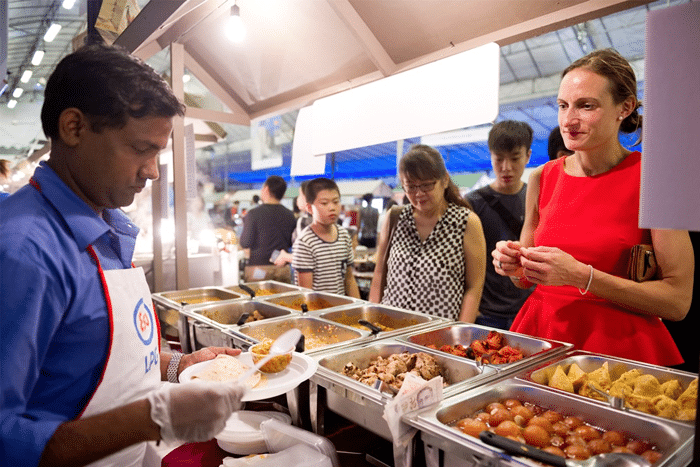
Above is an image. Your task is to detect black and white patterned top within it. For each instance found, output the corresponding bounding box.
[381,203,470,320]
[292,224,354,295]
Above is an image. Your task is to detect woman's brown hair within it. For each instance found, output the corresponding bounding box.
[563,48,642,134]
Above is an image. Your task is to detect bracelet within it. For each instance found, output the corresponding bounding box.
[579,264,594,295]
[167,352,183,383]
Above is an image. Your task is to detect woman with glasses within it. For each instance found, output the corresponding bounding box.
[369,144,486,322]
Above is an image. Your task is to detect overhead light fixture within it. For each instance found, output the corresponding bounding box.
[182,74,191,83]
[12,88,23,98]
[62,0,76,9]
[21,70,33,83]
[226,4,245,43]
[31,50,45,66]
[44,23,62,42]
[8,99,17,109]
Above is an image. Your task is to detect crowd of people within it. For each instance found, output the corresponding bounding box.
[1,41,697,467]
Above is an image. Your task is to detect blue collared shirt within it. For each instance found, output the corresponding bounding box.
[0,162,140,466]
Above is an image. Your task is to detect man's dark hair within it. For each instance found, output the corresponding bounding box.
[547,126,574,160]
[488,120,533,154]
[41,42,185,140]
[362,193,373,204]
[305,178,340,204]
[263,175,287,200]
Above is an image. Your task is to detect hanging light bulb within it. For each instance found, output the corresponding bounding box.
[226,4,245,43]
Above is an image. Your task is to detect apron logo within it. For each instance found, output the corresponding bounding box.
[133,298,155,346]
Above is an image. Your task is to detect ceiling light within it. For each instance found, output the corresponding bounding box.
[12,88,23,98]
[8,99,17,109]
[62,0,76,9]
[32,50,45,66]
[183,74,191,83]
[44,23,62,42]
[226,4,245,43]
[21,70,33,83]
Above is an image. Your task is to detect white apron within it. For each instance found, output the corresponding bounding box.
[79,246,162,467]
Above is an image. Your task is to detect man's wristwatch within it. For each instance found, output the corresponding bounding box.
[167,352,184,383]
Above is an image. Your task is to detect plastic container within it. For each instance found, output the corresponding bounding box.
[215,411,292,455]
[221,444,332,467]
[260,418,339,467]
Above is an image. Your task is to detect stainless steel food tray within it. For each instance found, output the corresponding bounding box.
[312,303,448,340]
[224,280,303,298]
[517,350,698,425]
[183,300,298,351]
[258,290,359,312]
[233,314,369,354]
[396,322,572,377]
[407,378,694,467]
[308,339,499,441]
[151,286,245,347]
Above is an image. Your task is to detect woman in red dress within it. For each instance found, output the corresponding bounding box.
[493,49,694,366]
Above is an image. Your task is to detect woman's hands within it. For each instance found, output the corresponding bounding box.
[493,241,589,289]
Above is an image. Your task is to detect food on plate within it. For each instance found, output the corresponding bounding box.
[250,338,293,373]
[425,330,525,364]
[543,361,697,422]
[341,351,443,393]
[192,354,262,388]
[451,398,664,462]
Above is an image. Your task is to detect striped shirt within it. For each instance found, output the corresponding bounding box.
[292,224,354,295]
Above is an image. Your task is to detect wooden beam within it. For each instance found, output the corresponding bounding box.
[113,0,189,58]
[326,0,396,76]
[183,49,251,123]
[185,106,250,126]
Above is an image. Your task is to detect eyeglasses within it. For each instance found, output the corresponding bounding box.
[400,180,438,193]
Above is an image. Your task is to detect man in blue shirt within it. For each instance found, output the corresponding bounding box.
[1,43,245,467]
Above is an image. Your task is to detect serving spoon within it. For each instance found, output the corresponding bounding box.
[480,431,651,467]
[235,329,302,383]
[587,383,626,410]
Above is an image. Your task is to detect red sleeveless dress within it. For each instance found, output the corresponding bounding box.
[511,152,682,366]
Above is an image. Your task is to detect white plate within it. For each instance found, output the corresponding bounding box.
[179,352,318,401]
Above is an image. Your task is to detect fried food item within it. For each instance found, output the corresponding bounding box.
[586,362,611,391]
[677,408,696,421]
[578,380,608,402]
[341,351,443,393]
[617,369,642,386]
[567,363,588,391]
[677,378,697,409]
[632,374,662,398]
[660,379,683,400]
[653,395,680,419]
[609,381,633,400]
[549,365,574,393]
[625,394,657,415]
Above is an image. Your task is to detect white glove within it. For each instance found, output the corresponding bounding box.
[148,381,247,444]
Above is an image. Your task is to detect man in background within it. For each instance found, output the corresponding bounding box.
[358,193,379,248]
[240,175,296,282]
[467,120,534,329]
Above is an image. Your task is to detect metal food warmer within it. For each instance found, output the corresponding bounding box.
[517,350,698,427]
[256,290,360,313]
[309,302,449,341]
[151,286,245,350]
[308,339,500,442]
[406,377,694,467]
[396,322,572,378]
[224,280,304,298]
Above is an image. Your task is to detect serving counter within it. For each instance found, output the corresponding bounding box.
[151,282,696,466]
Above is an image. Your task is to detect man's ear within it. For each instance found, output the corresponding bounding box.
[526,148,532,161]
[57,108,86,147]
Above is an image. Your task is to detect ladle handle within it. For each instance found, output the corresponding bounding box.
[236,313,250,326]
[239,284,256,298]
[358,319,382,335]
[479,432,566,467]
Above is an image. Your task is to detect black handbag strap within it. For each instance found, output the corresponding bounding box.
[476,189,524,238]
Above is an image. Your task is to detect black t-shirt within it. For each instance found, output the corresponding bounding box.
[467,184,533,319]
[239,203,297,265]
